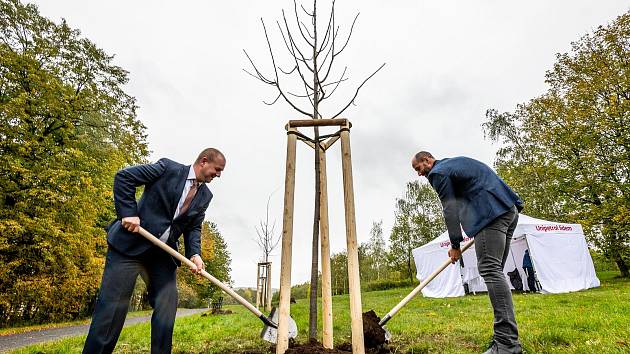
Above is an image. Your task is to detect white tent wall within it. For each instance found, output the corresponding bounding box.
[526,231,600,293]
[411,236,467,297]
[412,215,600,298]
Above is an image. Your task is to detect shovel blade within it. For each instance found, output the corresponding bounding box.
[260,307,298,343]
[383,326,392,342]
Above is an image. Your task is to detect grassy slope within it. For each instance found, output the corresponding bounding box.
[11,272,629,353]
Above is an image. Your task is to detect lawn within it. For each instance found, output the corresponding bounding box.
[11,271,629,353]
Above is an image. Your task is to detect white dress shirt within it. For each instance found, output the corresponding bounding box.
[159,166,202,246]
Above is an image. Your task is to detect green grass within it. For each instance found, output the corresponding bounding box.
[10,272,630,353]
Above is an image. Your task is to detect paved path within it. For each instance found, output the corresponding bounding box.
[0,308,207,353]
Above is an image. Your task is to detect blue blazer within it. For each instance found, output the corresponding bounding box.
[428,157,523,248]
[107,158,212,259]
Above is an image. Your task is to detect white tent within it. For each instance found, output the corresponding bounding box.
[411,214,600,297]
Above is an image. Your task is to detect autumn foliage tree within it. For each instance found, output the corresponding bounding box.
[484,11,630,277]
[178,221,232,307]
[0,0,148,325]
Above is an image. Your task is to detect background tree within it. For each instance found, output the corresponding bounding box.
[178,221,233,307]
[0,0,147,326]
[244,0,384,339]
[329,251,348,295]
[483,11,629,277]
[255,193,280,263]
[389,181,445,280]
[358,220,387,283]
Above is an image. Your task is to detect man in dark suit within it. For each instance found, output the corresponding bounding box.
[412,151,523,354]
[83,148,226,354]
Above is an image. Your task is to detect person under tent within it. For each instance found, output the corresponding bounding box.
[522,249,538,292]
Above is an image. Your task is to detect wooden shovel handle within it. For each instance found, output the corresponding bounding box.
[136,227,264,318]
[380,239,475,325]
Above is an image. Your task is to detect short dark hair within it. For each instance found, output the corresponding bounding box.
[414,151,434,161]
[196,148,225,164]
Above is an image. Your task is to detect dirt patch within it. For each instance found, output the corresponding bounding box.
[361,310,387,348]
[283,339,347,353]
[200,309,233,316]
[282,311,390,353]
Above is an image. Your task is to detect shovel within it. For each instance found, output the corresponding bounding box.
[378,239,475,340]
[137,227,297,343]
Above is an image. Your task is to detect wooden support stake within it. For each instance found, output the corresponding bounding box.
[276,128,298,354]
[340,125,365,354]
[256,264,262,308]
[322,135,340,151]
[319,150,333,349]
[266,263,273,312]
[288,118,349,128]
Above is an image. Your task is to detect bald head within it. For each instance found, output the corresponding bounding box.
[196,148,225,164]
[194,148,226,183]
[411,151,435,177]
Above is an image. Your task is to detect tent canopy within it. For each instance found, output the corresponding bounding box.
[412,214,600,297]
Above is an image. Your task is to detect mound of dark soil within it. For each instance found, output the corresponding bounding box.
[361,310,387,348]
[282,310,389,353]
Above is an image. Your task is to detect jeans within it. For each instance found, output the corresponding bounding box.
[475,206,522,353]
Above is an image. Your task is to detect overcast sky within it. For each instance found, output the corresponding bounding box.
[28,0,628,288]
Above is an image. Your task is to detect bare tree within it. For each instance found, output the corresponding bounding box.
[255,194,280,263]
[244,0,385,340]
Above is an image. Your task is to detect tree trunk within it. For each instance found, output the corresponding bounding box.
[308,0,321,340]
[615,256,629,278]
[407,249,413,281]
[309,131,321,340]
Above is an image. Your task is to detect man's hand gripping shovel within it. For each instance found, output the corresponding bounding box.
[378,239,475,340]
[137,227,297,343]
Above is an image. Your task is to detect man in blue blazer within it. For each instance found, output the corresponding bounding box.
[83,148,226,354]
[412,151,523,354]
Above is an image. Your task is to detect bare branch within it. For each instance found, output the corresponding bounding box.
[259,18,312,116]
[317,0,336,54]
[283,10,315,68]
[304,81,317,113]
[300,2,314,17]
[263,92,282,105]
[294,0,315,43]
[276,19,314,75]
[276,20,309,64]
[332,63,386,118]
[300,21,315,40]
[278,64,299,75]
[334,12,359,57]
[288,90,313,98]
[318,32,338,82]
[243,49,274,84]
[318,11,340,83]
[321,76,349,88]
[321,66,347,100]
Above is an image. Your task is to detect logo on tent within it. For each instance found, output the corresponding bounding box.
[439,236,472,248]
[535,225,573,232]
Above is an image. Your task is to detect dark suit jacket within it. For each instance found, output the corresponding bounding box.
[428,157,523,248]
[107,158,212,259]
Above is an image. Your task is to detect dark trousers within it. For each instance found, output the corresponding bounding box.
[475,206,522,353]
[524,267,536,292]
[83,245,178,354]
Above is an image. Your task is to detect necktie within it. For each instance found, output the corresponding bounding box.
[180,180,199,215]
